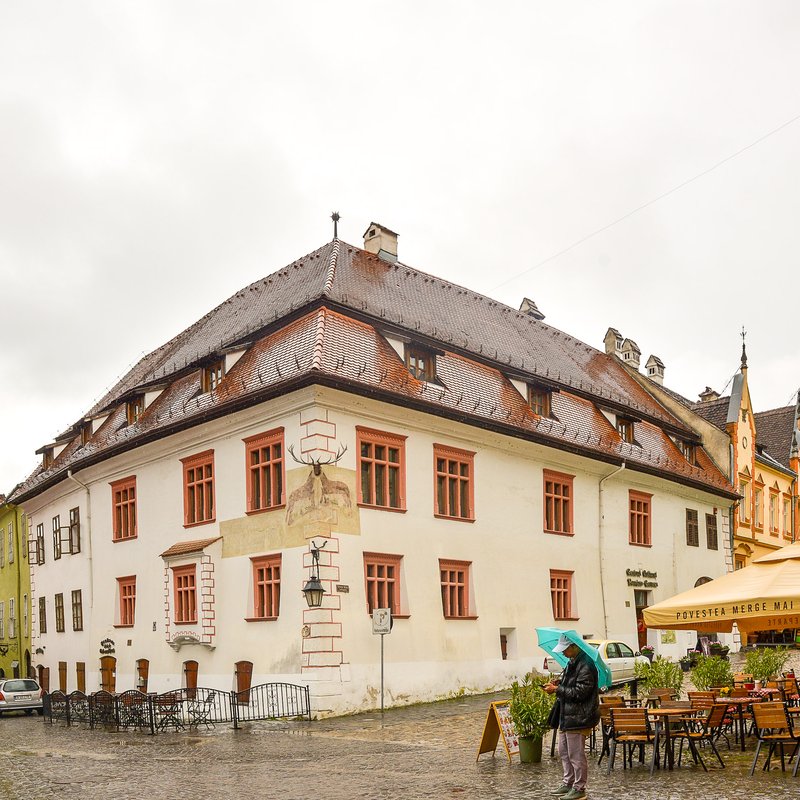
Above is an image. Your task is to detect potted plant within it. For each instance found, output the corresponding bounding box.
[508,673,556,764]
[744,646,792,683]
[679,655,693,673]
[690,654,733,691]
[634,656,684,695]
[640,645,655,662]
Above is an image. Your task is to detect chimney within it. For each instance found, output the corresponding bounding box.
[698,386,720,403]
[603,328,623,357]
[363,222,398,263]
[645,355,665,385]
[620,338,641,370]
[519,297,545,321]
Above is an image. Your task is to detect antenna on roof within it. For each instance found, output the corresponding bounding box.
[331,211,340,240]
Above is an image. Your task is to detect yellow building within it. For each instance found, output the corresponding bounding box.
[0,493,33,679]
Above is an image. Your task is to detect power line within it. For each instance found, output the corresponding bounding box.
[489,110,800,292]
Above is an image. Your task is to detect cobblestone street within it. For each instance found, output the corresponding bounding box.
[1,691,799,800]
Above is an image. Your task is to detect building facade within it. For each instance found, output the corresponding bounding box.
[0,495,32,680]
[11,225,737,714]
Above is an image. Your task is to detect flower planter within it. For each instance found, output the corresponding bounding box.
[518,735,544,764]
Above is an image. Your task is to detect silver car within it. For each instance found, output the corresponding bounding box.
[0,678,44,716]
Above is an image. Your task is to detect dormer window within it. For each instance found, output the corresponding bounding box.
[677,440,697,465]
[42,449,54,470]
[405,345,436,382]
[127,396,145,425]
[528,386,552,417]
[80,422,92,447]
[617,418,635,444]
[202,360,225,394]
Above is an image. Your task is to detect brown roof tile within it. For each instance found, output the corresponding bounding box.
[754,406,796,469]
[160,537,221,558]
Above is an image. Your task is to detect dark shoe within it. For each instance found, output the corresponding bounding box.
[550,785,572,796]
[562,789,587,800]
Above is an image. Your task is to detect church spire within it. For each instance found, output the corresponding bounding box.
[740,326,748,370]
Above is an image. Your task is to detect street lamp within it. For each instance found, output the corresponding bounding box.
[302,540,326,608]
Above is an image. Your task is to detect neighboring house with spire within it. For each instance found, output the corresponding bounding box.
[0,492,32,680]
[9,222,737,714]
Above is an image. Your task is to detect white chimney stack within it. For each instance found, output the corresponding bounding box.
[363,222,398,263]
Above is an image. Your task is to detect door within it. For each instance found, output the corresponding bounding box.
[183,660,198,700]
[38,665,50,692]
[58,661,67,693]
[136,659,149,693]
[235,661,253,703]
[100,656,116,693]
[76,662,86,693]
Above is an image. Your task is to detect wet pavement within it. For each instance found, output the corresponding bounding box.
[0,691,798,799]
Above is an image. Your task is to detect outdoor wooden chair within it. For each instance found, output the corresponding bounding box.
[748,701,800,776]
[673,702,728,770]
[733,673,754,689]
[782,676,800,706]
[645,688,676,708]
[607,707,655,774]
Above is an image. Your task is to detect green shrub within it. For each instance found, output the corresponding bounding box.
[690,655,733,691]
[744,647,792,683]
[508,672,556,740]
[633,656,684,696]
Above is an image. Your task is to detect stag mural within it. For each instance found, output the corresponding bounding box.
[286,444,352,527]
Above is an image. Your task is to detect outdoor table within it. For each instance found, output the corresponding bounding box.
[718,697,756,751]
[648,706,693,770]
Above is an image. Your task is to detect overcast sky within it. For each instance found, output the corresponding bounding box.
[2,2,799,494]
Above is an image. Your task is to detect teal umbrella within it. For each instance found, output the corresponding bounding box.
[535,627,613,689]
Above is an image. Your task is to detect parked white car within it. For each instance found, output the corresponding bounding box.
[538,640,649,686]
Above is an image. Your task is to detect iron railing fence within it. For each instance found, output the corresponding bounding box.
[43,682,311,734]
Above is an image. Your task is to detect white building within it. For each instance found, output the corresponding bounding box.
[12,223,737,715]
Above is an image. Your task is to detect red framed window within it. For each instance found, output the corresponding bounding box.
[363,552,402,615]
[550,570,575,620]
[769,491,779,535]
[357,427,406,510]
[251,554,281,619]
[181,450,215,526]
[110,476,137,541]
[543,469,573,535]
[439,559,471,619]
[117,576,136,626]
[244,428,285,512]
[434,444,475,521]
[685,508,699,547]
[173,565,197,623]
[629,490,652,546]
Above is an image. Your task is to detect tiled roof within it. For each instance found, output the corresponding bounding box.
[691,396,731,431]
[160,537,221,558]
[754,406,796,469]
[10,239,738,503]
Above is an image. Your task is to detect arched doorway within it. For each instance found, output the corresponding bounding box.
[183,660,198,699]
[99,656,116,693]
[235,660,253,702]
[37,665,50,692]
[136,659,149,693]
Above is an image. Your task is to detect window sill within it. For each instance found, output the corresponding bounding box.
[443,615,478,620]
[244,617,278,622]
[543,529,574,537]
[358,503,407,514]
[113,624,134,629]
[434,513,475,524]
[366,613,410,619]
[686,541,699,547]
[112,535,138,543]
[554,617,580,622]
[174,619,198,625]
[628,541,652,548]
[245,505,286,517]
[183,519,216,529]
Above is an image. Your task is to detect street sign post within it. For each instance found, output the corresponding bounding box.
[372,609,392,713]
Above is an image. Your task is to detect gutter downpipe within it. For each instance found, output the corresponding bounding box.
[67,471,93,610]
[598,461,626,639]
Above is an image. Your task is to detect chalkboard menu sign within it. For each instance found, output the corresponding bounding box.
[476,700,519,762]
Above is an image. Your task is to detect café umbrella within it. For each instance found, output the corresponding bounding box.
[643,541,800,634]
[535,627,613,689]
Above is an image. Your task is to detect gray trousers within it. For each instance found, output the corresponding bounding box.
[558,729,589,790]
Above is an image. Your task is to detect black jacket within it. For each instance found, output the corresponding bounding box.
[555,650,600,731]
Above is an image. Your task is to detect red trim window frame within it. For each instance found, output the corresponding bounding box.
[783,495,792,540]
[357,427,407,511]
[173,565,197,624]
[543,469,574,535]
[433,444,476,521]
[117,576,136,627]
[753,485,764,531]
[110,476,137,541]
[769,490,779,536]
[363,552,403,616]
[181,450,215,527]
[244,428,285,514]
[739,477,751,526]
[629,490,652,547]
[550,569,576,620]
[248,554,281,621]
[439,558,474,619]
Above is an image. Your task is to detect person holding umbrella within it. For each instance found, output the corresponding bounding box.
[543,634,600,800]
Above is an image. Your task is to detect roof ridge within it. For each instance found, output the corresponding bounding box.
[311,307,327,370]
[755,405,794,416]
[324,238,340,295]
